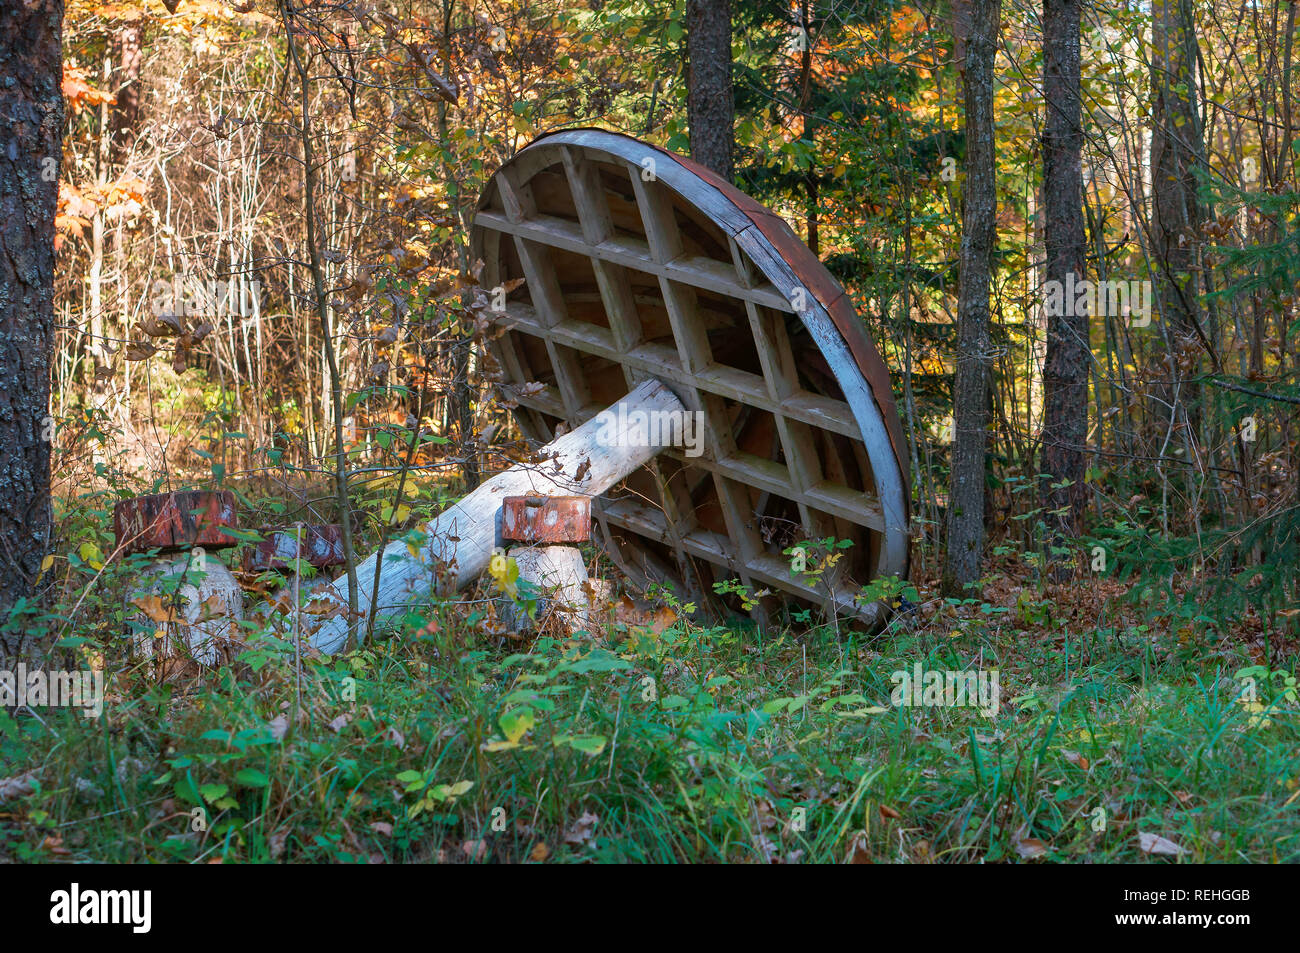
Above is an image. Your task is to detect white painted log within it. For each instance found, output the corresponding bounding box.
[499,545,590,635]
[308,378,686,653]
[126,551,245,666]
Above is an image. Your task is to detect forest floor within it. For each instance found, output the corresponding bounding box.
[2,550,1298,863]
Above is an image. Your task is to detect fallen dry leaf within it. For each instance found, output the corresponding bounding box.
[0,771,39,801]
[1061,749,1090,770]
[462,839,487,862]
[844,831,872,864]
[1138,832,1186,856]
[1013,831,1049,859]
[268,828,289,860]
[40,834,71,856]
[528,841,549,862]
[563,811,599,846]
[131,594,179,624]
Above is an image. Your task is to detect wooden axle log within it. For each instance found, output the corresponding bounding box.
[126,549,245,668]
[499,494,594,636]
[499,545,591,636]
[308,379,687,653]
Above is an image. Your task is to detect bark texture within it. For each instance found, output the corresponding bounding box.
[1040,0,1088,543]
[943,0,1000,594]
[1150,0,1204,337]
[0,0,64,659]
[109,18,144,170]
[685,0,734,182]
[1150,0,1206,431]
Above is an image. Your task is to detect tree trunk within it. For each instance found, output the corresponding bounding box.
[109,19,144,170]
[0,0,63,660]
[1040,0,1088,547]
[685,0,734,182]
[942,0,1000,594]
[1150,0,1203,337]
[952,0,972,72]
[797,0,819,254]
[1150,0,1205,429]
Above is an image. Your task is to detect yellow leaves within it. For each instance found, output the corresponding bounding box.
[502,709,534,743]
[381,502,411,526]
[483,706,534,752]
[439,780,474,801]
[488,549,520,600]
[1239,700,1272,729]
[404,778,473,819]
[77,542,104,570]
[36,553,55,586]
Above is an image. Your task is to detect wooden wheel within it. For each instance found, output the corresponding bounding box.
[470,128,909,625]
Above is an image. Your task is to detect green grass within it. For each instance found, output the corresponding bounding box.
[3,577,1298,863]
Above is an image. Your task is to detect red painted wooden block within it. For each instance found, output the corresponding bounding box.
[113,491,240,555]
[242,524,346,572]
[501,495,591,544]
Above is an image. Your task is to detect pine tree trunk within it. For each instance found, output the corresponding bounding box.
[0,0,63,661]
[685,0,734,182]
[942,0,1000,594]
[1040,0,1088,547]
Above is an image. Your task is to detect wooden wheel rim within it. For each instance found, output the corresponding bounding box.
[471,128,909,623]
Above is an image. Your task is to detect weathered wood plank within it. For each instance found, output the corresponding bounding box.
[496,302,861,439]
[474,210,792,311]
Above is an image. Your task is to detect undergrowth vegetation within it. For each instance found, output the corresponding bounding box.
[4,527,1297,863]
